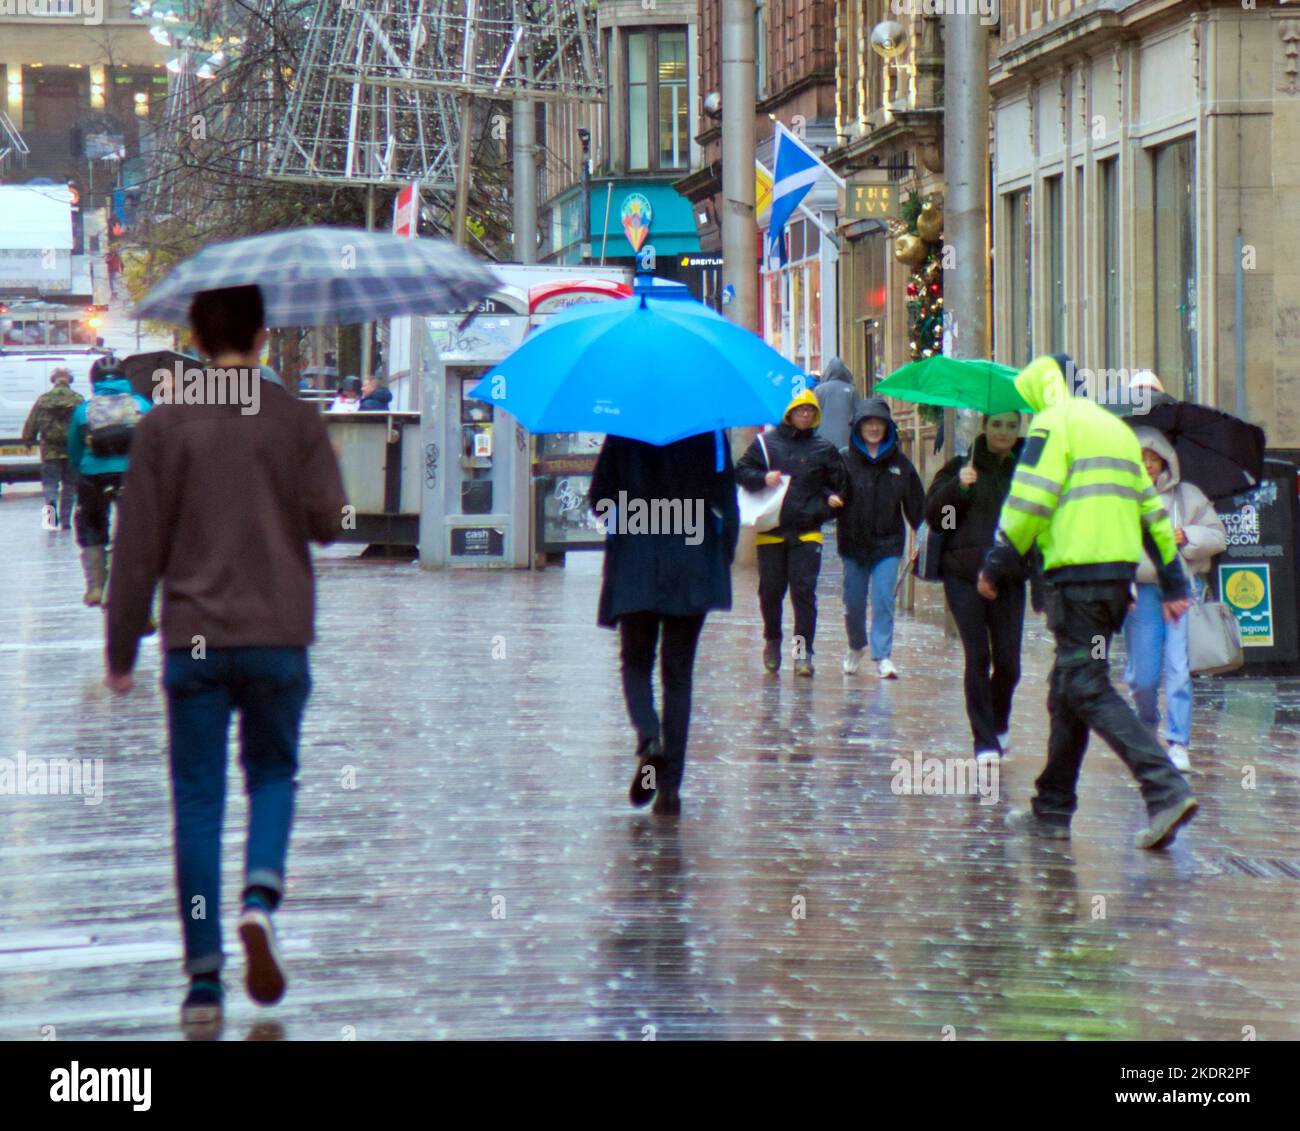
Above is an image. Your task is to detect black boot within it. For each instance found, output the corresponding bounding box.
[763,640,781,673]
[651,783,681,817]
[628,737,664,808]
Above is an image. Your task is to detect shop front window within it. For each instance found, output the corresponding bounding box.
[1153,138,1197,400]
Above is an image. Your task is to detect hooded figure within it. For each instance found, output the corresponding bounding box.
[813,357,859,451]
[66,367,154,606]
[835,396,924,677]
[979,355,1198,851]
[736,390,848,675]
[1121,426,1226,774]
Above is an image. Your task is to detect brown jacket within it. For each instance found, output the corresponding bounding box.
[106,379,347,674]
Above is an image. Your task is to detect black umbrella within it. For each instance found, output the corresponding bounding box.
[118,349,203,400]
[1128,400,1266,500]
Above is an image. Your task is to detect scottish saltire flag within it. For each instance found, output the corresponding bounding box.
[767,121,841,257]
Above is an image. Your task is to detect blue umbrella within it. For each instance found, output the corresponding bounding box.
[469,276,806,445]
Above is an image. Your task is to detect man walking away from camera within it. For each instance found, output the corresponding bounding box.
[978,355,1198,851]
[22,366,83,531]
[104,285,347,1027]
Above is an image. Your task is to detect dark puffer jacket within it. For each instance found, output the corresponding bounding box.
[925,433,1025,583]
[735,391,847,541]
[836,397,924,565]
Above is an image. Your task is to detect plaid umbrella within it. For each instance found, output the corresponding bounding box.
[134,227,500,327]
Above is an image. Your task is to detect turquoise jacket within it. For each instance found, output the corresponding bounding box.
[67,377,154,477]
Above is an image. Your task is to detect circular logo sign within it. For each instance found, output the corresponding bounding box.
[1225,570,1265,610]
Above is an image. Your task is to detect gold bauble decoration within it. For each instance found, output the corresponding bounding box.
[917,200,944,243]
[895,234,928,266]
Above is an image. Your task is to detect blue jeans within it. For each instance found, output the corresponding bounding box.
[164,646,311,975]
[843,556,900,659]
[1122,582,1193,746]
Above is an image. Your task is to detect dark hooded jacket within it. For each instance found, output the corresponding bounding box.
[359,384,393,411]
[813,357,859,451]
[836,397,924,565]
[925,433,1026,583]
[589,431,740,627]
[735,391,848,541]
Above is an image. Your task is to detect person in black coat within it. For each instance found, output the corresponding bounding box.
[836,397,924,678]
[735,391,847,677]
[924,412,1026,761]
[587,430,740,817]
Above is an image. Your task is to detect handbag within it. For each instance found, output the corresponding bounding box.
[913,521,945,581]
[1186,581,1244,676]
[737,431,790,533]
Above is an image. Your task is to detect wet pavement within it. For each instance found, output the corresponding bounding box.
[2,486,1298,1041]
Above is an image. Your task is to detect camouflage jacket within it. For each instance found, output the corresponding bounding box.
[21,385,85,461]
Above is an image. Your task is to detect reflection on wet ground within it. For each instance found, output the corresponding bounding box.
[1,494,1297,1039]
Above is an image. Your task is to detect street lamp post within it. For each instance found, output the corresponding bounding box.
[721,0,757,331]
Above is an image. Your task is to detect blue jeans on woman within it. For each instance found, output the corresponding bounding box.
[843,555,901,659]
[164,646,311,975]
[1122,580,1194,747]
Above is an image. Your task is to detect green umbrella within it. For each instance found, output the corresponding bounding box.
[876,356,1031,415]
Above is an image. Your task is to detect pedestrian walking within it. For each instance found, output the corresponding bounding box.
[736,391,847,676]
[1122,426,1227,774]
[21,367,83,531]
[66,362,153,605]
[104,284,347,1026]
[588,430,739,817]
[836,397,924,679]
[925,412,1026,759]
[813,357,859,451]
[979,355,1198,850]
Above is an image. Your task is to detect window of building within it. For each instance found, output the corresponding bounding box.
[763,218,822,374]
[1100,157,1120,366]
[1005,190,1033,367]
[1152,138,1197,400]
[1046,175,1065,354]
[626,27,689,173]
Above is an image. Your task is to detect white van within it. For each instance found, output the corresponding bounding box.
[0,304,110,484]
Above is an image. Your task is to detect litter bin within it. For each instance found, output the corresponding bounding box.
[1213,454,1300,671]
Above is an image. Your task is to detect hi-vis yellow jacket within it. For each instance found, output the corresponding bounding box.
[986,356,1187,595]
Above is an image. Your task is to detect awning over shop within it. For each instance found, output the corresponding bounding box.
[589,181,700,260]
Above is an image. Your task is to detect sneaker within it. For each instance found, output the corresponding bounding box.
[1135,796,1198,851]
[41,505,57,531]
[180,977,224,1026]
[1005,808,1070,840]
[762,641,781,674]
[628,737,663,808]
[975,748,1000,765]
[794,657,815,678]
[842,648,865,675]
[1167,743,1191,773]
[877,658,899,680]
[237,907,287,1005]
[997,732,1011,756]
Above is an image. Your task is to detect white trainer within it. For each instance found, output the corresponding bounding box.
[975,749,1000,765]
[41,505,58,531]
[1167,743,1192,773]
[842,648,866,675]
[997,732,1011,757]
[877,658,899,679]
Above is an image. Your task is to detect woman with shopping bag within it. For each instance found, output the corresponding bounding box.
[735,391,847,676]
[1123,427,1228,773]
